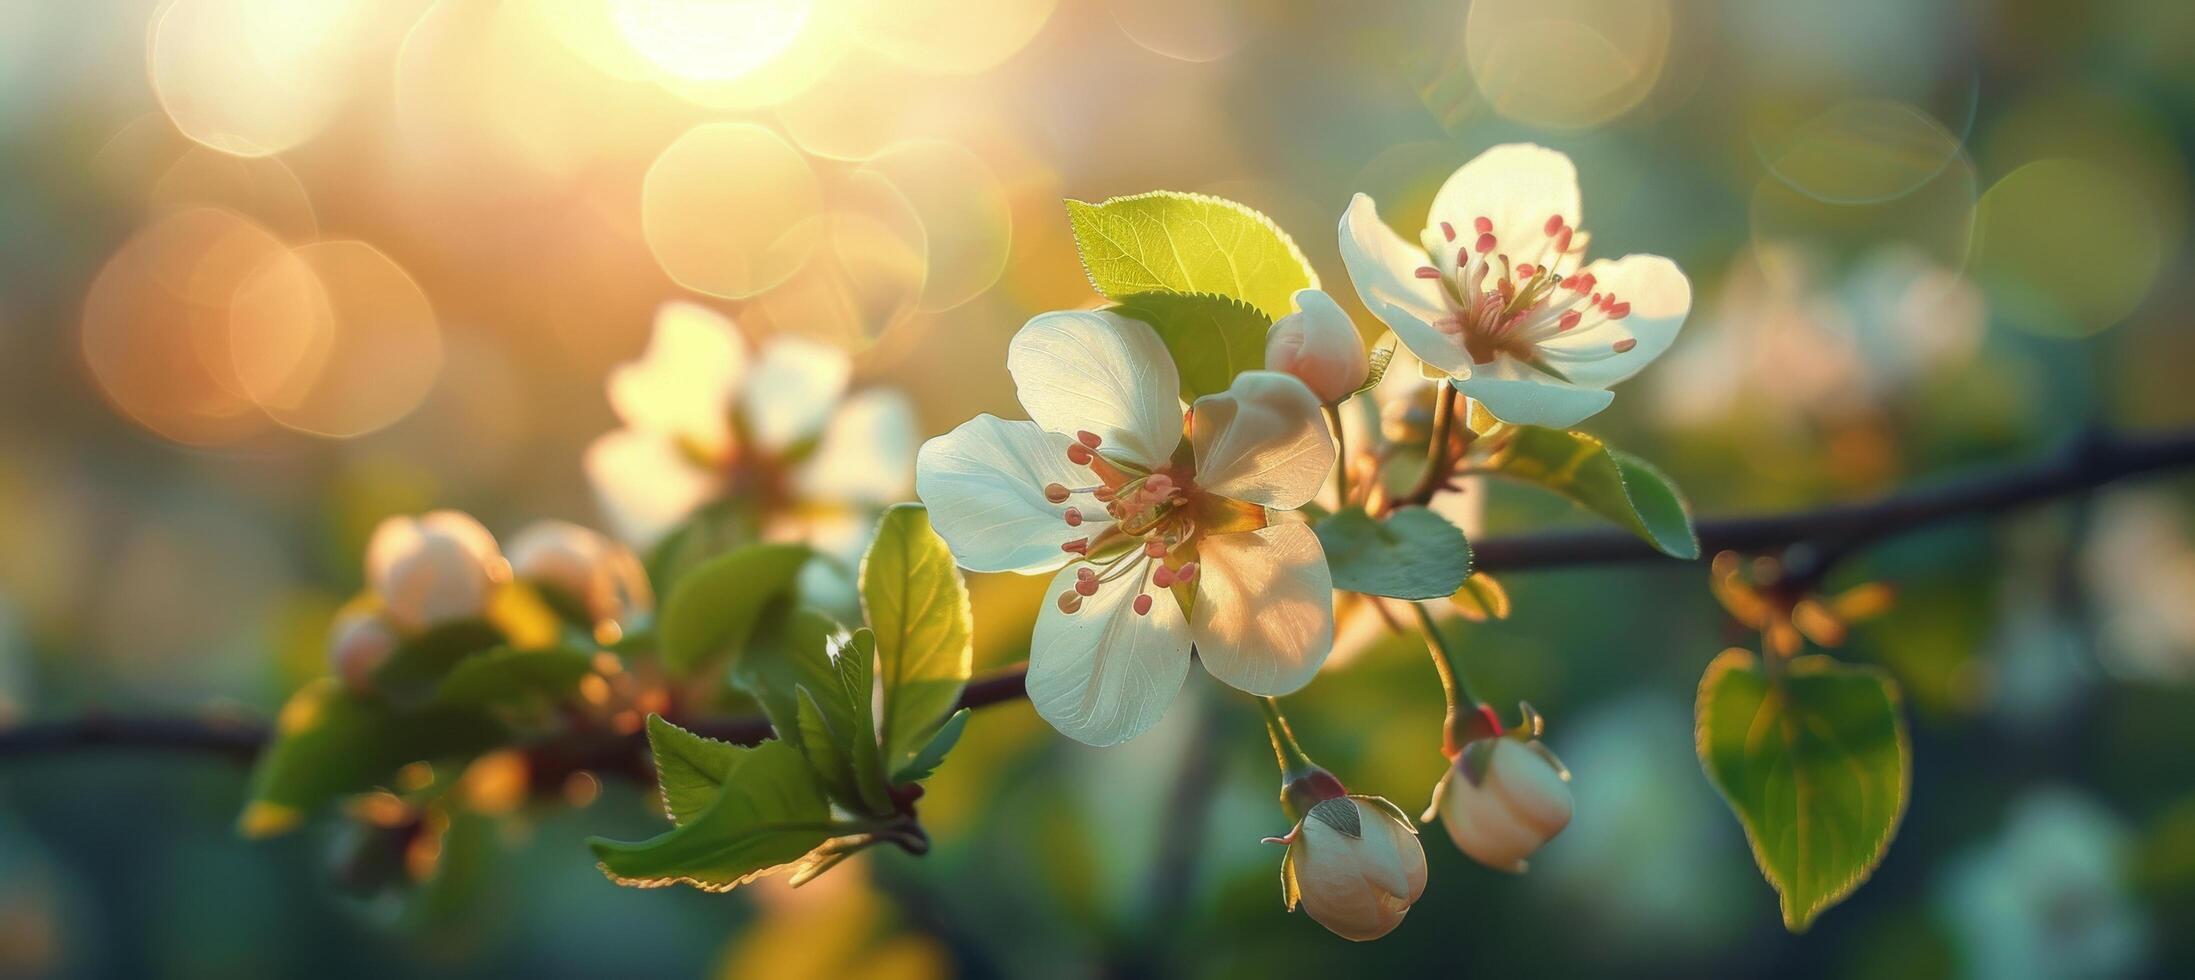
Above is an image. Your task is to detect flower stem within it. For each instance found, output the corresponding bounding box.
[1256,695,1318,782]
[1322,403,1351,508]
[1399,383,1457,509]
[1411,601,1478,713]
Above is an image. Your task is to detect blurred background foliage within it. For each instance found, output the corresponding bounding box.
[0,0,2193,976]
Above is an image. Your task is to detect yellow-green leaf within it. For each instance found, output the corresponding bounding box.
[1695,650,1910,931]
[588,739,843,892]
[658,543,810,674]
[1114,291,1273,400]
[238,679,504,838]
[860,505,973,779]
[1483,425,1699,559]
[1064,191,1317,321]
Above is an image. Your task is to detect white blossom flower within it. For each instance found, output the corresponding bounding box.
[364,510,506,633]
[1265,288,1370,404]
[916,310,1337,746]
[1339,143,1691,428]
[584,301,917,549]
[1281,796,1428,941]
[1425,719,1574,872]
[507,520,654,628]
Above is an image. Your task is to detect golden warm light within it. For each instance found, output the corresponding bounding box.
[642,122,823,299]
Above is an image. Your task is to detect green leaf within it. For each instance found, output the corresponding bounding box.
[238,679,505,838]
[645,714,743,826]
[1449,573,1512,622]
[1695,650,1910,932]
[1482,425,1700,559]
[793,687,861,807]
[434,646,595,710]
[1113,291,1273,400]
[657,543,811,674]
[860,505,974,779]
[1064,191,1317,321]
[371,619,506,708]
[589,739,846,892]
[1312,506,1473,600]
[890,708,969,784]
[733,611,892,815]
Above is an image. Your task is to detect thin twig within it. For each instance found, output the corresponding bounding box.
[4,427,2192,764]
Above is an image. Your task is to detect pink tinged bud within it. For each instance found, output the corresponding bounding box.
[1265,289,1372,403]
[1473,216,1493,234]
[1612,338,1638,354]
[1074,577,1098,597]
[1065,443,1093,466]
[365,510,503,634]
[1132,593,1153,616]
[1061,538,1089,555]
[1174,561,1198,582]
[508,520,653,625]
[1057,591,1082,613]
[1063,507,1083,526]
[1543,213,1565,236]
[1474,233,1496,255]
[1044,483,1070,503]
[1286,797,1429,942]
[329,611,399,694]
[1428,738,1573,873]
[1076,430,1103,448]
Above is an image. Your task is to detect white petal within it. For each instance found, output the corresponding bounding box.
[365,511,499,632]
[1191,521,1333,696]
[1339,194,1471,376]
[798,388,918,506]
[1453,372,1614,429]
[1535,254,1691,388]
[1188,371,1334,510]
[1027,561,1191,746]
[914,415,1114,574]
[739,337,851,452]
[584,428,720,549]
[1007,310,1183,467]
[1428,144,1581,273]
[607,301,743,456]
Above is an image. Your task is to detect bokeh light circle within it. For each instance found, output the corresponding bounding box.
[147,0,378,156]
[854,140,1012,313]
[1763,100,1966,205]
[1974,158,2163,338]
[148,145,319,239]
[81,208,286,446]
[1107,0,1253,63]
[851,0,1056,76]
[754,174,929,348]
[642,122,823,299]
[228,241,444,437]
[1749,150,1978,292]
[1463,0,1671,129]
[609,0,809,81]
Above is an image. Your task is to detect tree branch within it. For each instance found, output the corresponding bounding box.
[4,427,2192,765]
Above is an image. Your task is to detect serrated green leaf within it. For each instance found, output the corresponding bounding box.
[238,678,506,838]
[1113,291,1273,400]
[861,505,974,780]
[793,687,861,808]
[433,646,595,710]
[645,714,742,826]
[589,739,845,892]
[890,707,969,784]
[733,611,892,815]
[1313,506,1473,600]
[657,543,811,674]
[1483,425,1700,559]
[1696,650,1909,932]
[1065,191,1316,321]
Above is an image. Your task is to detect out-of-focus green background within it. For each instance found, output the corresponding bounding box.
[2,0,2194,976]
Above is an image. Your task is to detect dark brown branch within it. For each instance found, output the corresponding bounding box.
[3,427,2191,764]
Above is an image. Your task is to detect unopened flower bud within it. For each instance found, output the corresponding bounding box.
[1282,795,1428,941]
[1424,717,1573,872]
[1265,288,1370,404]
[328,609,399,694]
[507,520,655,627]
[365,510,505,633]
